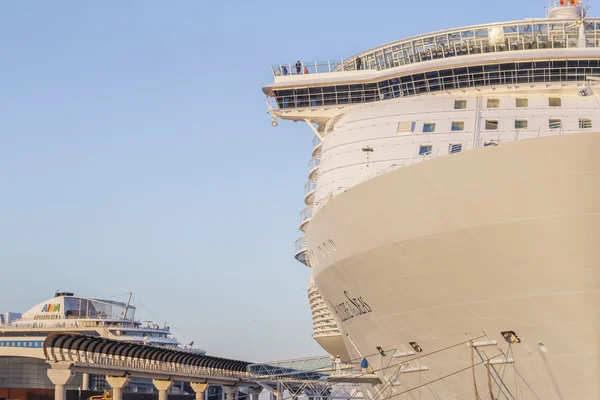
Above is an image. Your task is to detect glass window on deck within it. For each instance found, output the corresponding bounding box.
[549,119,562,129]
[549,97,562,107]
[579,118,592,129]
[423,122,436,133]
[448,143,463,154]
[451,121,465,131]
[487,98,500,108]
[397,121,415,134]
[516,98,528,107]
[485,120,499,130]
[454,100,467,109]
[419,144,433,155]
[515,119,528,129]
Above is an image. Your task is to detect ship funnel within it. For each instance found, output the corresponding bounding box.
[548,0,586,19]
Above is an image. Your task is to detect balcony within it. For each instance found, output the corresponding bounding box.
[312,136,322,156]
[299,207,313,231]
[304,180,317,205]
[294,237,310,267]
[308,157,320,180]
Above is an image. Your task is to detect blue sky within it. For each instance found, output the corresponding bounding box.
[0,1,547,361]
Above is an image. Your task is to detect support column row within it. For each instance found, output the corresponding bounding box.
[47,368,75,400]
[153,379,173,400]
[106,376,130,400]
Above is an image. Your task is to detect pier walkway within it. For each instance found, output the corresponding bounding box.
[44,334,376,400]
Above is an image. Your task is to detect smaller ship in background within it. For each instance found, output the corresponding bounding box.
[0,292,205,393]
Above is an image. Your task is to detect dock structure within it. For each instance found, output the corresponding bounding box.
[247,356,380,400]
[44,334,379,400]
[44,333,257,400]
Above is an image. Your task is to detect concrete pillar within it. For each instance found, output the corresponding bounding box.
[153,379,173,400]
[82,373,90,391]
[248,387,262,400]
[223,386,238,400]
[47,368,75,400]
[106,376,130,400]
[191,383,208,400]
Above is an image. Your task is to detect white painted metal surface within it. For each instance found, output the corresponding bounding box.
[265,1,600,398]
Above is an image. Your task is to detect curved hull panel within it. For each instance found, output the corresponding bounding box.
[307,133,600,399]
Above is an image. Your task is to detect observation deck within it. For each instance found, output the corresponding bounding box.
[267,3,592,84]
[264,3,599,116]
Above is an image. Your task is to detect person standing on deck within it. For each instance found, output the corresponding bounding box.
[334,355,342,375]
[361,357,369,374]
[296,61,302,74]
[356,57,362,70]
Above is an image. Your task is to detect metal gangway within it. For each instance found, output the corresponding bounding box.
[43,334,378,400]
[247,356,381,400]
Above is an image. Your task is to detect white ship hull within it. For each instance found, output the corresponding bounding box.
[307,133,600,399]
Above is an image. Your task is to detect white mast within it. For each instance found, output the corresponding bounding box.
[122,292,132,319]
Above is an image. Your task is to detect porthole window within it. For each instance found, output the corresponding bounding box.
[515,119,528,129]
[549,97,562,107]
[579,118,592,129]
[485,120,499,130]
[487,98,500,108]
[516,98,528,107]
[423,122,436,133]
[454,100,467,109]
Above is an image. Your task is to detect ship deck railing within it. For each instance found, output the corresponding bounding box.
[270,17,600,77]
[268,62,600,111]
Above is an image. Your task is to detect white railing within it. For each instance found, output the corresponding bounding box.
[300,207,313,223]
[271,63,600,110]
[271,16,600,77]
[271,60,346,76]
[312,135,322,149]
[304,180,317,195]
[295,237,307,254]
[308,157,321,172]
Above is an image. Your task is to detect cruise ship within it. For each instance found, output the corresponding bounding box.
[264,1,599,399]
[0,292,205,393]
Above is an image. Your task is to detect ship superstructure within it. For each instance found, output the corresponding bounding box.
[0,292,205,392]
[264,1,600,398]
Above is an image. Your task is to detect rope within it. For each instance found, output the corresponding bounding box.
[471,341,481,400]
[485,354,494,400]
[375,355,505,400]
[363,335,488,377]
[472,337,515,400]
[369,362,409,400]
[493,346,512,400]
[513,367,541,400]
